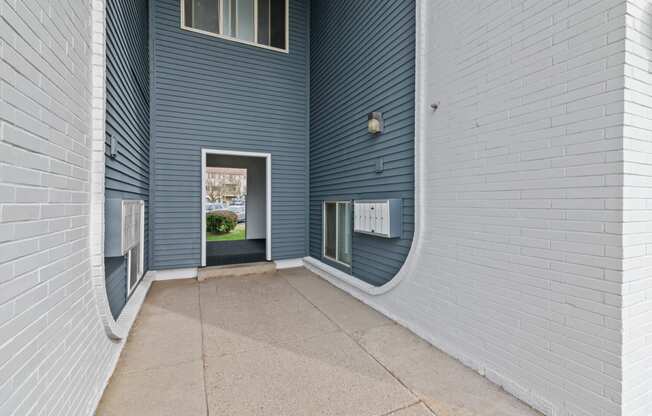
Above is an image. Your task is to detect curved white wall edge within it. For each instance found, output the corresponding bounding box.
[92,271,155,413]
[304,0,427,297]
[89,0,127,340]
[303,257,395,295]
[89,0,154,340]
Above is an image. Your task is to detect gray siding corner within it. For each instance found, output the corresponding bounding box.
[309,0,416,286]
[105,0,150,315]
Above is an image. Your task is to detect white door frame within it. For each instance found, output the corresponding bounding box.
[201,148,272,267]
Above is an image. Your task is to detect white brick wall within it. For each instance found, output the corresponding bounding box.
[622,2,652,415]
[406,0,628,413]
[2,0,651,415]
[310,1,648,415]
[0,1,124,415]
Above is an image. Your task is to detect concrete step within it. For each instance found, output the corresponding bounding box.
[197,261,276,282]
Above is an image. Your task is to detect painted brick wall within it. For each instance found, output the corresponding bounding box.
[312,1,635,415]
[1,1,650,416]
[622,2,652,415]
[0,1,122,415]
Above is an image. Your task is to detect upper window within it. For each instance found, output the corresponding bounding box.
[182,0,288,52]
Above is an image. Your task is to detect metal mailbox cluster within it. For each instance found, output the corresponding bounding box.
[353,199,402,239]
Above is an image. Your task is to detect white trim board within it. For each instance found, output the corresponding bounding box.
[201,149,272,267]
[274,258,304,269]
[303,256,386,295]
[153,268,199,281]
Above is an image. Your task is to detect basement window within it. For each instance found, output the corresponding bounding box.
[182,0,288,52]
[323,201,352,267]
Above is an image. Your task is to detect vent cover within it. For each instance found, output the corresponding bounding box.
[105,199,144,257]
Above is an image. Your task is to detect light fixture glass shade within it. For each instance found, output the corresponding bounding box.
[368,112,384,134]
[368,118,381,134]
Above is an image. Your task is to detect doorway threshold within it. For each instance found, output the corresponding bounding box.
[198,261,276,282]
[206,239,266,266]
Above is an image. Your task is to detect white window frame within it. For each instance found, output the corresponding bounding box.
[126,201,145,295]
[180,0,290,53]
[322,201,352,267]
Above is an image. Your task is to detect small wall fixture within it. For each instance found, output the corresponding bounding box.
[368,112,384,135]
[109,133,119,158]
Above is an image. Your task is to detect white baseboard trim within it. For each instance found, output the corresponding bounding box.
[152,268,198,281]
[303,256,389,295]
[274,258,304,269]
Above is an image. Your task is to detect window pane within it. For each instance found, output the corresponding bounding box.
[257,0,271,46]
[129,244,140,289]
[337,203,352,265]
[186,0,220,33]
[269,0,286,49]
[222,0,236,37]
[237,0,255,42]
[184,0,193,26]
[324,203,336,259]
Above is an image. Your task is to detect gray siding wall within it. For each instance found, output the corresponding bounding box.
[150,0,309,269]
[105,257,127,320]
[309,0,415,286]
[105,0,150,315]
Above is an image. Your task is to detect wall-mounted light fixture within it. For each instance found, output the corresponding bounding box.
[368,112,384,135]
[108,133,119,158]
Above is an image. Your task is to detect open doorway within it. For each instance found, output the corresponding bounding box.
[201,150,271,267]
[205,167,248,242]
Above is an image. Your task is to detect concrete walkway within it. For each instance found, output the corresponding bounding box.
[97,267,541,416]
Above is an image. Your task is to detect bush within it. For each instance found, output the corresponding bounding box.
[206,210,238,234]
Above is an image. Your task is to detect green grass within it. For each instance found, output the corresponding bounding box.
[207,223,246,241]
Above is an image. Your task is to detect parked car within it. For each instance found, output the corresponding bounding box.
[206,202,225,212]
[226,204,246,223]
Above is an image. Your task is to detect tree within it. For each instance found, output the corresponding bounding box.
[205,167,247,203]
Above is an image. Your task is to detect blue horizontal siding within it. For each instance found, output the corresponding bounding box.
[309,0,416,286]
[105,257,127,320]
[105,0,150,316]
[150,0,309,269]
